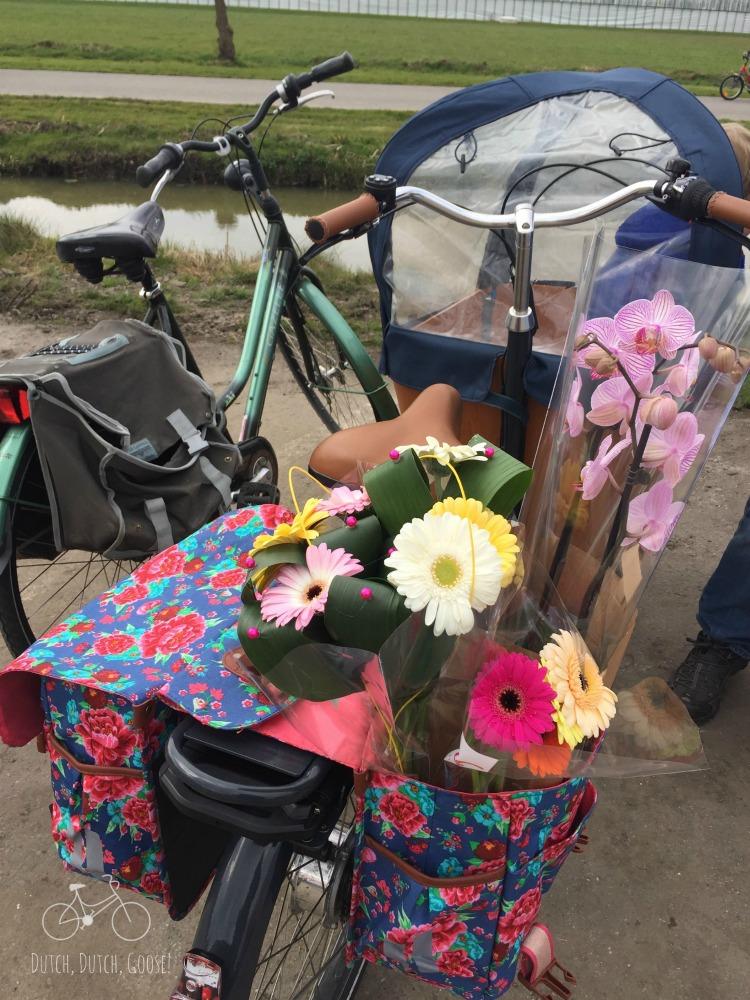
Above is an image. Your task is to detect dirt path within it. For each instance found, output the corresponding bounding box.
[0,317,748,1000]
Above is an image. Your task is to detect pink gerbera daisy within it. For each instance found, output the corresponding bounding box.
[260,543,362,631]
[467,650,556,752]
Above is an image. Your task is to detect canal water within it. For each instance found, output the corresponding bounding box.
[0,177,370,272]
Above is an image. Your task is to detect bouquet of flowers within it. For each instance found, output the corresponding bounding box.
[522,236,750,687]
[236,422,700,792]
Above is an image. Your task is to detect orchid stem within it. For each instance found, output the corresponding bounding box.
[579,424,651,618]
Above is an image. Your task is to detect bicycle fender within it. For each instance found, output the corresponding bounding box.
[0,424,33,575]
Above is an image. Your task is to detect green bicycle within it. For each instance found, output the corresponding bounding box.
[0,52,398,654]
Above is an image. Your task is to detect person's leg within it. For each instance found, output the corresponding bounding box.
[697,496,750,658]
[670,496,749,724]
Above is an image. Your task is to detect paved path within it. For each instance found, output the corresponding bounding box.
[2,67,749,118]
[0,68,456,112]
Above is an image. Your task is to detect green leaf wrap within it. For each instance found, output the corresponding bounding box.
[443,435,532,516]
[363,449,433,535]
[324,575,409,652]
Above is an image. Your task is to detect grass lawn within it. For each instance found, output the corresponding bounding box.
[0,0,744,92]
[0,95,408,187]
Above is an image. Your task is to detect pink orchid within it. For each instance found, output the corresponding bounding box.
[315,486,370,516]
[564,370,584,438]
[641,412,705,485]
[662,348,700,398]
[586,376,643,435]
[580,316,655,382]
[579,435,630,500]
[622,479,685,552]
[614,290,695,361]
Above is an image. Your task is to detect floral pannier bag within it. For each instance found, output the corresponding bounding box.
[347,771,596,998]
[40,682,184,909]
[0,505,298,919]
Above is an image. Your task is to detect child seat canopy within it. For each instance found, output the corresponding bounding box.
[370,69,743,406]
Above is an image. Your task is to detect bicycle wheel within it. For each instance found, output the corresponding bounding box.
[41,902,79,942]
[0,446,139,656]
[720,74,744,99]
[249,815,367,1000]
[278,301,386,435]
[111,900,151,942]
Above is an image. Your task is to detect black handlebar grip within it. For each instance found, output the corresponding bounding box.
[310,51,356,82]
[136,142,184,188]
[660,176,717,222]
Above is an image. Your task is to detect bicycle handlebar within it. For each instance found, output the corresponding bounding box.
[304,172,750,242]
[305,192,380,241]
[136,53,356,188]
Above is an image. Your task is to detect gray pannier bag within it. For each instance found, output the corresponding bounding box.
[0,319,241,558]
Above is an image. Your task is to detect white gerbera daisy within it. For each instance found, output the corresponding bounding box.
[384,511,502,636]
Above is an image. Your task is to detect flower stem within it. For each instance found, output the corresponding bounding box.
[579,423,651,618]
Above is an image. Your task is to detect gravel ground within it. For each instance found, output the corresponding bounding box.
[0,319,747,1000]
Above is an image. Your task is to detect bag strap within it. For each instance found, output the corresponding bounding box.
[144,497,175,551]
[199,455,233,507]
[167,408,210,455]
[365,835,505,888]
[45,731,142,778]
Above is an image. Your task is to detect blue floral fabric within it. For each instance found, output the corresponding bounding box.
[43,679,179,910]
[0,505,295,917]
[1,505,291,732]
[348,771,597,998]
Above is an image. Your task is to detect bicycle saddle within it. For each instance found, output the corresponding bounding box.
[309,382,464,485]
[68,883,85,891]
[56,201,165,267]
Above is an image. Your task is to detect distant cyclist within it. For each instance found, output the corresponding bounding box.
[720,51,750,99]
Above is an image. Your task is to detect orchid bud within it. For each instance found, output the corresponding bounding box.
[641,395,678,430]
[712,345,737,374]
[574,333,591,351]
[730,354,749,383]
[585,346,618,376]
[698,335,718,360]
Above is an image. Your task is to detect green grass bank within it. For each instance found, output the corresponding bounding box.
[0,212,382,346]
[0,0,744,92]
[0,96,407,187]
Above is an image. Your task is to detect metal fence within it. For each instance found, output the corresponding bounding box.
[85,0,750,33]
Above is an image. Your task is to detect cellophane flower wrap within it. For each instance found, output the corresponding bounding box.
[519,233,749,749]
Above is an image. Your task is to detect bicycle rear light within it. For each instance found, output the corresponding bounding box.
[0,387,30,424]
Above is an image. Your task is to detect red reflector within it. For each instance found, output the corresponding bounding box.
[0,388,30,424]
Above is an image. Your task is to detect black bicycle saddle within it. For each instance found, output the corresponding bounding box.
[56,201,165,265]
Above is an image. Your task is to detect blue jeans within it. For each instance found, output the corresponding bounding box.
[697,496,750,660]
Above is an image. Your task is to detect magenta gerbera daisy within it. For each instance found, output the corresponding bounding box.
[260,543,363,632]
[467,649,556,752]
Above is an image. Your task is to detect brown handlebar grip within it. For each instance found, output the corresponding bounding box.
[305,193,380,243]
[707,191,750,230]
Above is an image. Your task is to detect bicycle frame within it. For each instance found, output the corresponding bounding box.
[143,218,396,447]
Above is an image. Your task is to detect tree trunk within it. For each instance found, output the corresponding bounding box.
[214,0,236,63]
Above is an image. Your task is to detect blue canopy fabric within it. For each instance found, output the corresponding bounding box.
[369,69,743,409]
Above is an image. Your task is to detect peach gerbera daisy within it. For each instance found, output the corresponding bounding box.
[540,629,617,740]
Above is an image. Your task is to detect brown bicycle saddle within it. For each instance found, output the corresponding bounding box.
[309,383,464,485]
